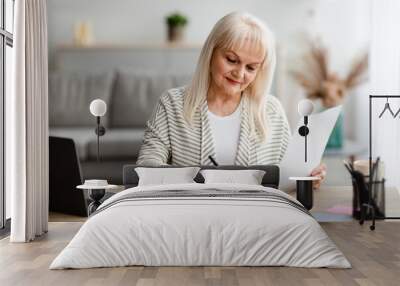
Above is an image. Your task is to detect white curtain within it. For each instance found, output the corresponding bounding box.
[370,0,400,189]
[7,0,49,242]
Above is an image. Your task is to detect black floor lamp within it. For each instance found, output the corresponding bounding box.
[368,95,400,230]
[290,99,319,210]
[86,99,107,214]
[89,99,107,162]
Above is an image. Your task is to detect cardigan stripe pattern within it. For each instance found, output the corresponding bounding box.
[137,87,291,166]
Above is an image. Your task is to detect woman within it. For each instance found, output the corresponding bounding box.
[137,12,326,189]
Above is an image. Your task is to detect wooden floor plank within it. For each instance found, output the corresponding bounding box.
[1,221,400,286]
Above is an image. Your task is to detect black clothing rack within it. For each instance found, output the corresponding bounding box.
[369,95,400,230]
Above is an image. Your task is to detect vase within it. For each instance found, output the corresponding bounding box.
[167,25,184,42]
[326,111,343,149]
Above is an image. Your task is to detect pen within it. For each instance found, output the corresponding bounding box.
[208,156,219,166]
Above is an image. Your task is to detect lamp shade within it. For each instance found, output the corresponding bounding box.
[89,99,107,117]
[297,99,314,116]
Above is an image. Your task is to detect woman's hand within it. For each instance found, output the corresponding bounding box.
[310,163,327,190]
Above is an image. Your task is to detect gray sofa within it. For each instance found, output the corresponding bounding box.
[49,69,191,184]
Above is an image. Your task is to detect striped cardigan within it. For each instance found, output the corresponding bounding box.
[136,87,291,166]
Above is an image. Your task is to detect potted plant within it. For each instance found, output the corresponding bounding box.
[166,12,188,42]
[291,39,368,149]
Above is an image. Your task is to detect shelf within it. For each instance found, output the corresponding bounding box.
[57,42,203,51]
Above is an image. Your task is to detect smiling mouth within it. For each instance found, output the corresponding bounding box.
[226,77,241,85]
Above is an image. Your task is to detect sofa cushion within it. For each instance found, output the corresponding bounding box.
[49,71,114,127]
[49,127,145,161]
[110,70,191,127]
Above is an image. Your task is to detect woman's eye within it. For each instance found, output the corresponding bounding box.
[247,66,256,72]
[226,57,237,63]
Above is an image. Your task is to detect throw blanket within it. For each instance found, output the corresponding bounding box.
[93,189,311,217]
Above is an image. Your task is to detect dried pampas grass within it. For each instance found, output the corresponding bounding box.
[291,39,368,108]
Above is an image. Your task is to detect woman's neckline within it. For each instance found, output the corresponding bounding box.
[207,98,242,119]
[207,92,243,118]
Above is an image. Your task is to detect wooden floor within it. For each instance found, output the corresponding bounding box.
[1,221,399,286]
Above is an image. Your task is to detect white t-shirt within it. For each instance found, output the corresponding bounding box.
[207,105,241,165]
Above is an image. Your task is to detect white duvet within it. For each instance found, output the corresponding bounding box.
[50,183,351,269]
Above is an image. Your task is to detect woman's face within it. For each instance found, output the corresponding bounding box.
[209,42,265,98]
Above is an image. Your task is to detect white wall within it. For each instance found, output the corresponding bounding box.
[47,0,371,144]
[47,0,314,49]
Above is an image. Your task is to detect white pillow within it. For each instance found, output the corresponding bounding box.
[200,169,266,185]
[135,167,201,186]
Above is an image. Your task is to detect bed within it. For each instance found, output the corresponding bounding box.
[50,165,351,269]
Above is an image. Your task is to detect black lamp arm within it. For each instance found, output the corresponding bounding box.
[94,116,106,163]
[298,116,310,162]
[95,116,106,136]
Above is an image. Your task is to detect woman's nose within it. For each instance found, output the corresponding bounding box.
[232,66,245,79]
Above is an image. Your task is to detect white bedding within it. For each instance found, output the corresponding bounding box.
[50,183,351,269]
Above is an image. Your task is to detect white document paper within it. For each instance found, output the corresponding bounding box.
[279,105,342,192]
